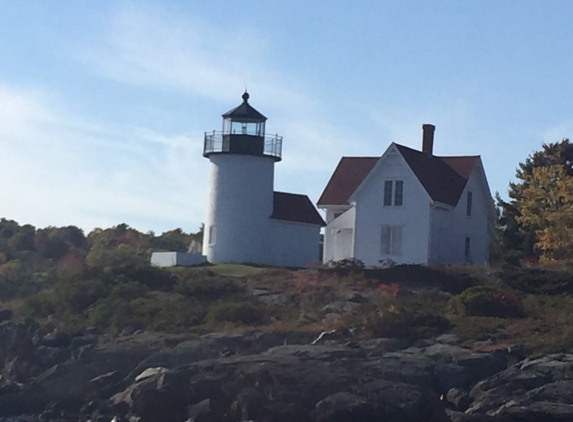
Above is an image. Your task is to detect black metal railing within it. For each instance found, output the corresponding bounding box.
[203,131,282,161]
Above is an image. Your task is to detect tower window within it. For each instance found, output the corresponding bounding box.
[208,225,217,246]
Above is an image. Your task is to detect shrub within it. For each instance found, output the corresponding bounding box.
[293,272,321,292]
[22,291,56,318]
[116,264,174,291]
[448,286,525,318]
[363,264,477,295]
[174,274,244,301]
[378,283,400,297]
[89,296,206,332]
[89,296,131,328]
[323,258,365,276]
[366,311,450,339]
[54,275,107,314]
[450,316,508,341]
[364,295,449,339]
[205,301,267,326]
[500,267,573,295]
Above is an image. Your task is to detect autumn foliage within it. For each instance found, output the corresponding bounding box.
[497,139,573,264]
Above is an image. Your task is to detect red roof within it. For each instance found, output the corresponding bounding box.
[317,157,379,206]
[440,156,479,180]
[271,192,326,226]
[318,144,479,207]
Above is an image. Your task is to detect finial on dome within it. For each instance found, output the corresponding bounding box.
[242,90,250,103]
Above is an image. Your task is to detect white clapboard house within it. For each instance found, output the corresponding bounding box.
[318,124,495,266]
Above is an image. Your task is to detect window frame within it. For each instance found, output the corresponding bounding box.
[383,180,405,207]
[381,224,403,256]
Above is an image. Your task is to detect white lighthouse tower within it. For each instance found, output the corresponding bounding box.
[202,92,282,264]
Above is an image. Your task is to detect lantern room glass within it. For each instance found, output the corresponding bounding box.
[223,118,265,137]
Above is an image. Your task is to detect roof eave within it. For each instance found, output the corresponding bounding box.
[270,217,326,227]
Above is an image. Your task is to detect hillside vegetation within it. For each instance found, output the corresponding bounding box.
[2,218,573,355]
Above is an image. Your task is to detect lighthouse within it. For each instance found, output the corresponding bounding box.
[202,92,282,264]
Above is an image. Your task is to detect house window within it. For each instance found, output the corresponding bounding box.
[464,237,471,261]
[383,180,404,206]
[383,181,393,206]
[466,191,473,216]
[208,225,217,245]
[395,180,404,206]
[333,212,342,219]
[381,225,403,256]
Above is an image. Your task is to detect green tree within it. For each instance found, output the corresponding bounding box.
[34,226,88,261]
[86,224,152,269]
[152,228,195,252]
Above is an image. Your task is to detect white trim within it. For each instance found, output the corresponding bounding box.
[431,201,453,210]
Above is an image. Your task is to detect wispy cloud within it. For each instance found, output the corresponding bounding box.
[76,2,371,207]
[0,85,208,232]
[84,3,366,161]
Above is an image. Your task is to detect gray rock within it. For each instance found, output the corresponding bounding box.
[0,310,13,323]
[507,344,528,360]
[120,326,136,336]
[445,387,470,411]
[424,343,468,360]
[435,363,468,392]
[321,301,362,314]
[112,344,446,422]
[313,381,449,422]
[455,351,507,386]
[464,353,573,420]
[436,333,460,344]
[70,335,97,355]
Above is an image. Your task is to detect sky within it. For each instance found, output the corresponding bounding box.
[2,0,573,234]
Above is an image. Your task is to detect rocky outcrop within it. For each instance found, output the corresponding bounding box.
[448,354,573,421]
[110,343,501,422]
[2,317,573,422]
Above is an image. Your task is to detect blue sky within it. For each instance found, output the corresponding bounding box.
[2,0,573,234]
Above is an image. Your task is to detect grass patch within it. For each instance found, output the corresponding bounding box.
[205,300,269,326]
[208,264,267,277]
[364,294,450,339]
[450,316,509,342]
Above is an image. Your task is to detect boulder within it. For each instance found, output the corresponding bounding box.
[464,354,573,421]
[0,309,13,323]
[435,363,469,392]
[112,344,452,422]
[313,381,449,422]
[445,387,471,411]
[455,352,507,386]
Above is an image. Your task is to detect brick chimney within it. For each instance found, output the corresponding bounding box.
[422,124,435,155]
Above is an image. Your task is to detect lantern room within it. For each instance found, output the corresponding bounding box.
[222,91,266,136]
[203,91,282,161]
